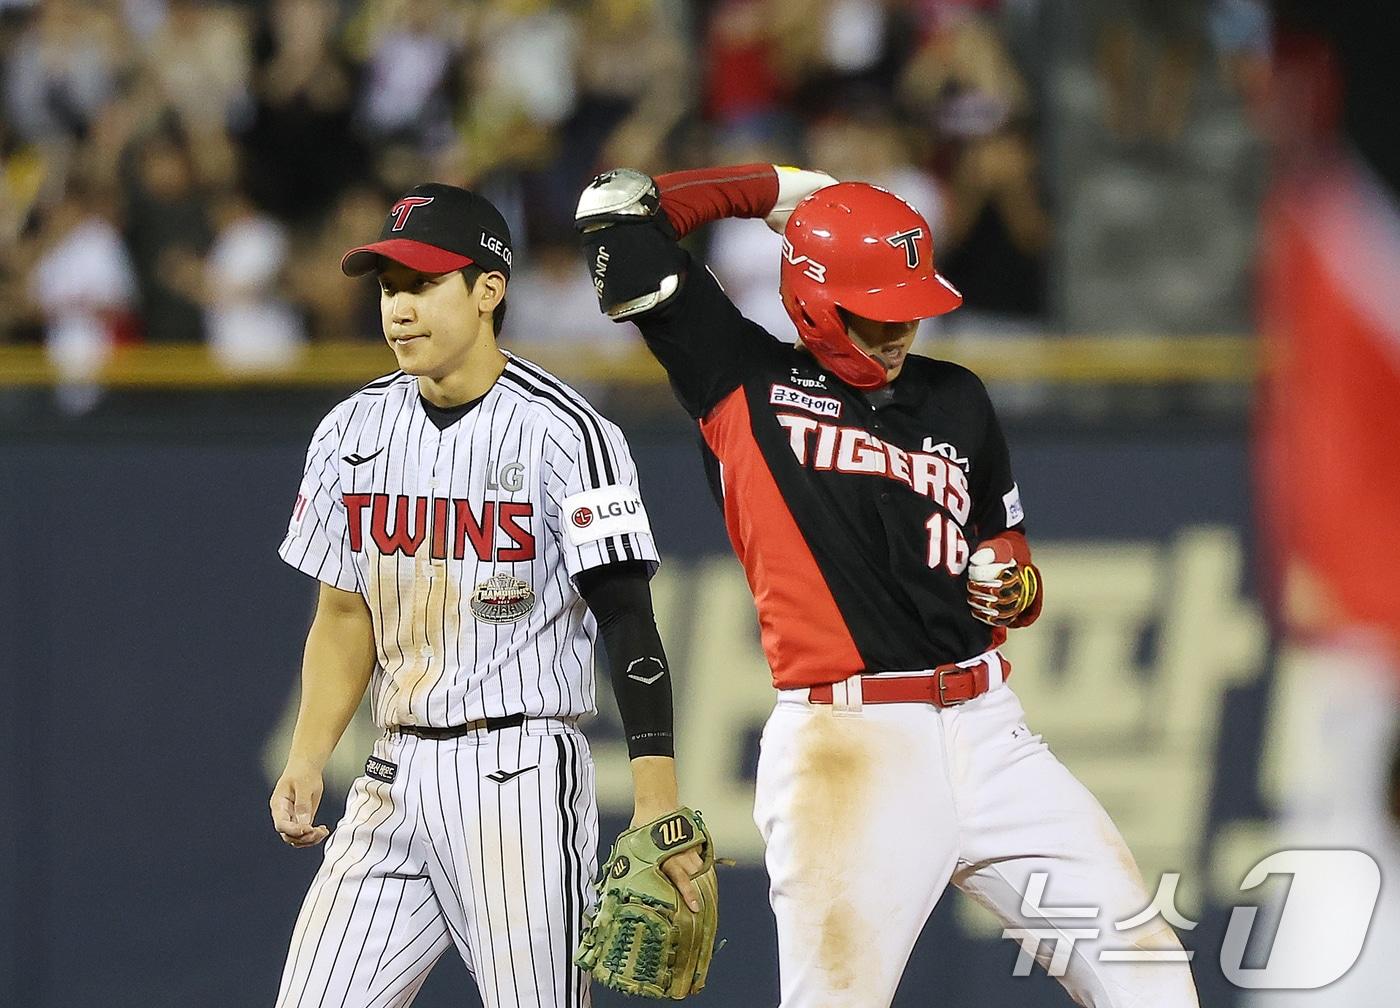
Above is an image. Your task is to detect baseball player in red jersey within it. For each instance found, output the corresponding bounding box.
[576,166,1201,1007]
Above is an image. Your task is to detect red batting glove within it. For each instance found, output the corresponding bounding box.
[967,536,1042,628]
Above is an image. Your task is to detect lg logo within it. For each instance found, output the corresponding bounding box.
[488,461,525,493]
[570,496,640,529]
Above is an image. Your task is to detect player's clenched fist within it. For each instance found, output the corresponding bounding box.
[270,767,331,848]
[966,536,1041,627]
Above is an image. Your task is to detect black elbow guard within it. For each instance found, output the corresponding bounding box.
[576,170,685,321]
[579,220,686,321]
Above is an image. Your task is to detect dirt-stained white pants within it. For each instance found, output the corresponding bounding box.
[753,651,1200,1008]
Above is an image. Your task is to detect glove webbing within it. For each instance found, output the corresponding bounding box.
[602,902,671,985]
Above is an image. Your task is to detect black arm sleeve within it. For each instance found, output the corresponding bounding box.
[576,560,675,758]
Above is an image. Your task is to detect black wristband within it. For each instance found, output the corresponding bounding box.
[576,560,675,758]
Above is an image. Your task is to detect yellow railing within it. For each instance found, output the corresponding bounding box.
[0,336,1255,389]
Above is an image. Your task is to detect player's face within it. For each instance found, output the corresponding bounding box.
[843,313,920,382]
[378,262,491,379]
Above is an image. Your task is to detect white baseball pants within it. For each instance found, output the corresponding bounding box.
[754,653,1200,1008]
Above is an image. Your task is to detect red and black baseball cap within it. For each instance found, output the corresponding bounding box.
[340,183,514,279]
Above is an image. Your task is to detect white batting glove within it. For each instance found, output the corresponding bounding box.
[764,166,839,234]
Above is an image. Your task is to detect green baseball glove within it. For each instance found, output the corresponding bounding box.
[575,807,720,999]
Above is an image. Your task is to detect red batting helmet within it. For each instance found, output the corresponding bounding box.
[779,182,962,389]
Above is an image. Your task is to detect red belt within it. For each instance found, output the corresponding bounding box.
[808,655,1007,708]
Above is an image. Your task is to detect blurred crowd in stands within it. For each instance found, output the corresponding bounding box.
[0,0,1270,369]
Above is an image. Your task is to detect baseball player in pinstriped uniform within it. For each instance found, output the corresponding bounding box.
[269,184,703,1008]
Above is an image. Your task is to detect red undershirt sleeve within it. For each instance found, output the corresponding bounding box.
[656,164,779,238]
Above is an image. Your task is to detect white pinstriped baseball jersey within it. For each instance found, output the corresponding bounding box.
[280,353,660,729]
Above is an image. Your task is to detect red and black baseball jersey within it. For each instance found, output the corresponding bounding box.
[635,253,1027,689]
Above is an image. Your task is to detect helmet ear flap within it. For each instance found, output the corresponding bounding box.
[780,249,888,389]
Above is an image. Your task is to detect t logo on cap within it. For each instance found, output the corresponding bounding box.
[341,183,515,279]
[390,196,435,232]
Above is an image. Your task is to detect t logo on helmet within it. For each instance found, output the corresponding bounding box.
[886,228,923,269]
[389,196,435,232]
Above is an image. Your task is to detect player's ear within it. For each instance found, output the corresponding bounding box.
[476,271,507,313]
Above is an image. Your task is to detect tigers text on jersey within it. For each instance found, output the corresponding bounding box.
[636,256,1024,689]
[279,354,659,728]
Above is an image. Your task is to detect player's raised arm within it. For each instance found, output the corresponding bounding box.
[269,581,375,848]
[574,164,837,419]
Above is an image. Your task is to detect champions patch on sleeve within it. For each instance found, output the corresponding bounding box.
[1003,483,1025,527]
[562,485,653,546]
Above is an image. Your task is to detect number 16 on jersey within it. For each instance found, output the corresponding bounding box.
[926,513,970,574]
